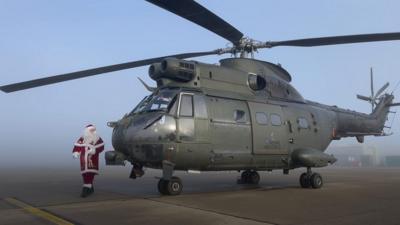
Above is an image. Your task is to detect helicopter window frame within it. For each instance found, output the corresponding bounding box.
[178,92,194,117]
[167,95,178,115]
[193,94,208,118]
[130,89,178,115]
[270,113,282,126]
[255,112,268,125]
[129,96,149,115]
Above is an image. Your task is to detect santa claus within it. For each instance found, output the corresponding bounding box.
[72,124,104,198]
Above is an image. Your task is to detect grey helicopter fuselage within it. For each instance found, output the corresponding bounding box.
[2,0,400,196]
[109,57,392,171]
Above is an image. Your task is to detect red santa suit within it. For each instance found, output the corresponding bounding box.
[73,125,104,190]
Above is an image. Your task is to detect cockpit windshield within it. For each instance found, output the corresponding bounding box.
[130,89,178,115]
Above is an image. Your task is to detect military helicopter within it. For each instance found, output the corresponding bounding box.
[2,0,400,195]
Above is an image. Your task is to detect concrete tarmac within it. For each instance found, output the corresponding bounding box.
[1,166,400,225]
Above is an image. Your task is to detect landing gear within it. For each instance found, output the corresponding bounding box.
[157,160,183,195]
[157,176,183,195]
[237,170,260,184]
[129,163,144,179]
[310,173,323,189]
[299,173,311,188]
[299,167,323,189]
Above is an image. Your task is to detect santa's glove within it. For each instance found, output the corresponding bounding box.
[72,152,80,159]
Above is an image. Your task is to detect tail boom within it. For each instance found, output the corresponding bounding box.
[334,94,394,141]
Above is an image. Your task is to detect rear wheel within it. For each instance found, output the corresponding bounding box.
[299,173,311,188]
[240,170,251,183]
[249,171,260,184]
[238,170,260,184]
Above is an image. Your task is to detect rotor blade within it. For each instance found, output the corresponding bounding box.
[0,50,218,93]
[370,67,374,99]
[146,0,243,45]
[357,94,372,102]
[388,103,400,107]
[267,32,400,48]
[374,82,390,99]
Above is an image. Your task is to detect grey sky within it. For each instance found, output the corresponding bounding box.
[1,0,400,167]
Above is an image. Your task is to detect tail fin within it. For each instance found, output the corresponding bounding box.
[370,93,400,138]
[336,71,398,141]
[371,93,394,124]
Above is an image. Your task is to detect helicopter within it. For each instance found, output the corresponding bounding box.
[1,0,400,195]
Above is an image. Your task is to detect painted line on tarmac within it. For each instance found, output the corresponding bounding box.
[147,197,277,225]
[4,197,74,225]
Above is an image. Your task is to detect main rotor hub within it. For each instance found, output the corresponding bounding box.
[216,37,272,59]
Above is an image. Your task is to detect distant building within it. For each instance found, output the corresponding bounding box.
[326,145,380,167]
[384,156,400,167]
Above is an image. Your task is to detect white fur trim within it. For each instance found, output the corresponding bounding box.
[74,143,86,147]
[94,143,104,148]
[79,137,102,174]
[84,148,90,172]
[81,169,99,174]
[83,184,92,188]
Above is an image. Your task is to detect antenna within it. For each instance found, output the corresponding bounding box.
[370,67,374,111]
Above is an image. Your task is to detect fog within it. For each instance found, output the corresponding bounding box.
[1,1,400,168]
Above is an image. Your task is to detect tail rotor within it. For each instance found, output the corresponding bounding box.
[357,67,389,112]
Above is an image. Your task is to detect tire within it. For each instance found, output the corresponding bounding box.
[241,170,251,183]
[299,173,311,188]
[249,171,260,184]
[166,176,183,196]
[157,179,168,195]
[310,173,323,189]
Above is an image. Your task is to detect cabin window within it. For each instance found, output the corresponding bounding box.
[271,114,282,126]
[179,94,193,117]
[255,112,268,125]
[298,117,309,129]
[194,95,208,118]
[234,110,246,123]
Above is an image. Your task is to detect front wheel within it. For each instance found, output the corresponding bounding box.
[310,173,323,189]
[158,177,183,195]
[157,179,168,195]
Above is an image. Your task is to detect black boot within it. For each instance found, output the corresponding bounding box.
[81,186,94,198]
[81,187,90,198]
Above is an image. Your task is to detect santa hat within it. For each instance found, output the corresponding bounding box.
[85,124,96,131]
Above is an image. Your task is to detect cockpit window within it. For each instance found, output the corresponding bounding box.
[130,90,178,115]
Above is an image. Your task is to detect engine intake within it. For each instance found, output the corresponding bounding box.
[248,73,267,90]
[149,58,196,82]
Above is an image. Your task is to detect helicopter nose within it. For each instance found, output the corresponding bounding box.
[113,114,177,164]
[111,118,131,156]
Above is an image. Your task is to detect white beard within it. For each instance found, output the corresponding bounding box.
[83,129,99,144]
